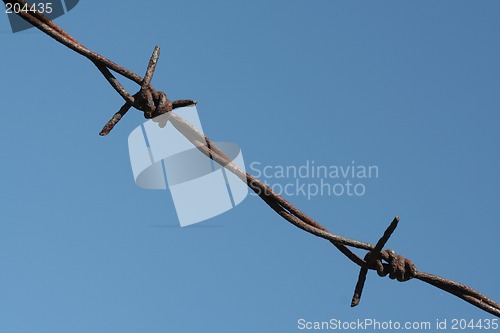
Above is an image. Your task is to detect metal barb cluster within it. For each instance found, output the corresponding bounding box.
[95,47,195,135]
[4,0,500,318]
[351,217,417,307]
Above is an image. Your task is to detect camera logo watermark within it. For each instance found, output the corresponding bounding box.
[250,160,379,200]
[5,0,79,33]
[128,105,248,227]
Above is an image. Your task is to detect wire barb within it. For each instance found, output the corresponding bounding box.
[141,46,160,92]
[351,217,409,307]
[4,0,499,317]
[99,103,132,136]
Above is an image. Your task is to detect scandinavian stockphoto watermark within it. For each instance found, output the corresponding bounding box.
[127,106,378,226]
[250,160,379,200]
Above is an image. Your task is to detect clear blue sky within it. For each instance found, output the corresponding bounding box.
[1,1,499,332]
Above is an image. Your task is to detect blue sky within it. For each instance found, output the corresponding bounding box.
[1,1,499,332]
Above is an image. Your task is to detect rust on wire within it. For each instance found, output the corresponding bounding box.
[3,0,499,317]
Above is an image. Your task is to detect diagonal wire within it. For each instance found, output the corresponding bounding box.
[3,0,499,317]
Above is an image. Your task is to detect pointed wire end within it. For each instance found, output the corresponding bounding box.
[391,216,400,229]
[153,46,160,58]
[373,216,401,252]
[99,124,112,136]
[172,99,198,109]
[99,113,124,136]
[351,294,360,307]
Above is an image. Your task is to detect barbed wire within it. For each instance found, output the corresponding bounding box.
[4,0,499,317]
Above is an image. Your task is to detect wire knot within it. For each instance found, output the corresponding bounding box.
[365,249,417,282]
[351,216,419,307]
[134,88,172,119]
[99,46,197,135]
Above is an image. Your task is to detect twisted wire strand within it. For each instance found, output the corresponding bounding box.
[4,0,499,317]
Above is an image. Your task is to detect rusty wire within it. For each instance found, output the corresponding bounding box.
[4,0,499,317]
